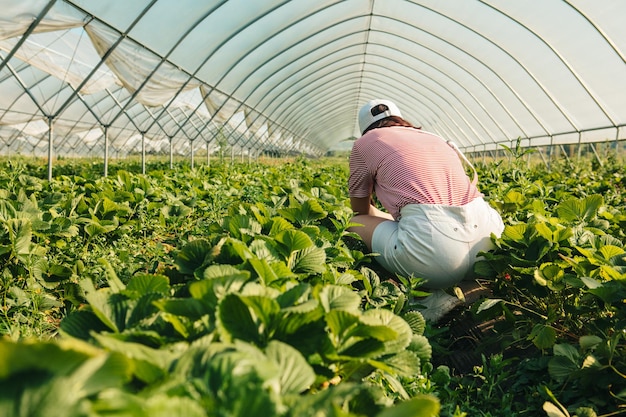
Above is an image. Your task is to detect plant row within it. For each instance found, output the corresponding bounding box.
[0,155,625,416]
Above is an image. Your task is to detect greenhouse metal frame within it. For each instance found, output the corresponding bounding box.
[1,0,625,178]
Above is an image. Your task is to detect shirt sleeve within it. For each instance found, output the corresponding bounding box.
[348,143,374,198]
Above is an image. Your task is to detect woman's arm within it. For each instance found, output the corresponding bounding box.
[350,196,394,220]
[350,196,373,216]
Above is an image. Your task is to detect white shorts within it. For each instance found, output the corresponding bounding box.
[371,197,504,289]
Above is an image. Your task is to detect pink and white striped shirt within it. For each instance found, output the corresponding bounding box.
[349,127,481,219]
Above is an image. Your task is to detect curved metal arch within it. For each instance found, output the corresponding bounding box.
[357,80,479,146]
[0,0,57,74]
[366,13,550,138]
[162,1,545,153]
[153,1,344,148]
[181,11,374,151]
[103,3,234,127]
[214,15,547,151]
[406,1,576,133]
[236,59,467,152]
[232,79,354,147]
[360,43,521,139]
[52,0,160,120]
[279,56,499,147]
[236,45,506,148]
[337,79,475,148]
[479,0,617,127]
[1,53,51,118]
[366,36,531,138]
[3,2,624,158]
[272,56,488,149]
[132,1,292,138]
[186,40,367,150]
[277,69,472,148]
[564,1,626,66]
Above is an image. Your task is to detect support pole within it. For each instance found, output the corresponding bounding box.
[169,137,173,169]
[206,141,210,166]
[104,126,109,178]
[47,117,53,181]
[141,132,146,175]
[548,136,554,170]
[190,139,195,169]
[589,143,603,167]
[537,146,548,167]
[559,144,571,164]
[577,132,583,160]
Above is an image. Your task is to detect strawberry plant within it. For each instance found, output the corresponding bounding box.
[1,155,625,416]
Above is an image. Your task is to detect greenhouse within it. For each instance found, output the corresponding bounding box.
[2,0,625,176]
[1,2,625,417]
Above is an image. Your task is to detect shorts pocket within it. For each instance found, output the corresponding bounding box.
[428,220,482,243]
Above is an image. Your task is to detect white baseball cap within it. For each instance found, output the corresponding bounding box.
[358,99,403,134]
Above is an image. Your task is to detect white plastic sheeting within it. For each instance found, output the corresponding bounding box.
[0,0,625,162]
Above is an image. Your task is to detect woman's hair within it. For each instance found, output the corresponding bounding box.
[362,116,421,134]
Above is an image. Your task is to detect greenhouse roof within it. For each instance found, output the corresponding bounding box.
[1,0,625,160]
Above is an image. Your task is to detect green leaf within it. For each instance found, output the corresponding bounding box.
[0,338,97,378]
[60,310,111,340]
[73,352,133,397]
[326,310,360,340]
[278,198,327,226]
[175,239,214,275]
[277,283,312,307]
[598,245,625,261]
[408,334,432,362]
[579,335,602,351]
[543,401,570,417]
[265,340,315,394]
[556,195,603,223]
[380,350,422,377]
[126,292,164,328]
[126,274,170,296]
[476,298,504,314]
[249,257,280,285]
[242,295,280,333]
[548,355,579,381]
[534,263,564,290]
[202,264,250,280]
[225,213,262,240]
[189,267,249,311]
[553,343,579,363]
[78,279,119,332]
[275,229,314,252]
[580,276,602,289]
[289,246,327,274]
[268,216,295,236]
[7,218,32,256]
[218,293,260,344]
[403,310,426,336]
[141,395,209,417]
[278,300,324,336]
[362,309,412,354]
[98,257,125,293]
[84,217,118,237]
[375,394,440,417]
[573,407,598,417]
[92,333,171,383]
[318,285,363,313]
[528,324,557,350]
[502,224,527,242]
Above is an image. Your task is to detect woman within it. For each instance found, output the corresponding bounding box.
[348,99,504,322]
